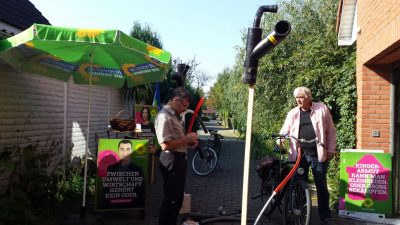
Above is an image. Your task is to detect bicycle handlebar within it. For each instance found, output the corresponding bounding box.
[271,133,326,148]
[209,129,224,139]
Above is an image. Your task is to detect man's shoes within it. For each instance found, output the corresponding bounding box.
[321,217,335,225]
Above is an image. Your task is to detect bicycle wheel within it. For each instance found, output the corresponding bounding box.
[282,181,311,225]
[192,146,218,176]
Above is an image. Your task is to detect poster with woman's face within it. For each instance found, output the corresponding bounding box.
[134,104,157,125]
[135,104,158,147]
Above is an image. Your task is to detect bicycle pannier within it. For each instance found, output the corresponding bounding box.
[256,156,277,180]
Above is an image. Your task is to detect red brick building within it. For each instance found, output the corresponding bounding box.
[337,0,400,216]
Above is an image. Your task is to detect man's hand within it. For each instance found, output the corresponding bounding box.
[186,133,198,147]
[160,132,199,151]
[276,138,285,148]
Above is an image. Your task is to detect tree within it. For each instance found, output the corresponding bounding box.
[192,69,212,91]
[130,21,163,48]
[157,57,206,111]
[123,21,164,117]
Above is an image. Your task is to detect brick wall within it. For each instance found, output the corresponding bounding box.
[356,0,400,152]
[0,63,125,191]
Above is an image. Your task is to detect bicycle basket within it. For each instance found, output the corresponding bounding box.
[256,156,278,180]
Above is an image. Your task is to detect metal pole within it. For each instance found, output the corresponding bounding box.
[81,51,94,218]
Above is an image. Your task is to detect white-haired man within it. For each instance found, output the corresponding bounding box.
[279,86,336,225]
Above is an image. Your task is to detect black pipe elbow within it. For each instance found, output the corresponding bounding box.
[242,20,291,85]
[250,20,291,61]
[253,5,278,28]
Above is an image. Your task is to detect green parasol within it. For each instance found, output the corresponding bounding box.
[0,23,171,216]
[0,23,171,87]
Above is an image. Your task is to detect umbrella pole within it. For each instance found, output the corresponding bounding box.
[81,53,94,218]
[240,85,255,225]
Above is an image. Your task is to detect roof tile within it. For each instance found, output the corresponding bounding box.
[0,0,50,30]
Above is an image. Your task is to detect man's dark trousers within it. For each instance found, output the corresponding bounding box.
[300,154,331,221]
[158,153,187,225]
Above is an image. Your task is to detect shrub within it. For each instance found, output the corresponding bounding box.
[0,140,63,224]
[0,116,97,224]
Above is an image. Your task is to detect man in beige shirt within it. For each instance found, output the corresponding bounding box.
[155,87,198,225]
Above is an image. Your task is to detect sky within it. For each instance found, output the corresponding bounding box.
[29,0,276,91]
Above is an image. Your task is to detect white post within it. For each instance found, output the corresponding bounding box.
[241,86,255,224]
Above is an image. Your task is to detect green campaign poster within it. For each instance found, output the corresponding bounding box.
[95,139,148,211]
[134,104,159,183]
[134,104,158,150]
[339,150,392,217]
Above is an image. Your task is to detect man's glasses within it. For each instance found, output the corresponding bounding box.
[178,97,190,108]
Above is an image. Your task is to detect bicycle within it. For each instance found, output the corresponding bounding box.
[184,134,324,225]
[184,110,219,176]
[254,134,326,225]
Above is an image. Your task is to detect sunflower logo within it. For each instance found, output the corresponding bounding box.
[78,63,100,82]
[151,109,157,117]
[146,45,163,56]
[25,42,35,48]
[122,63,135,77]
[363,197,374,208]
[135,143,147,156]
[76,29,104,39]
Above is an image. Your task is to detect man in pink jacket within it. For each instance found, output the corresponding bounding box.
[279,86,336,225]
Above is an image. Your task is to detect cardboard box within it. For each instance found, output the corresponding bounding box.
[179,193,191,214]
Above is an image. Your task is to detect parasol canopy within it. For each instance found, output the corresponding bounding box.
[0,23,171,88]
